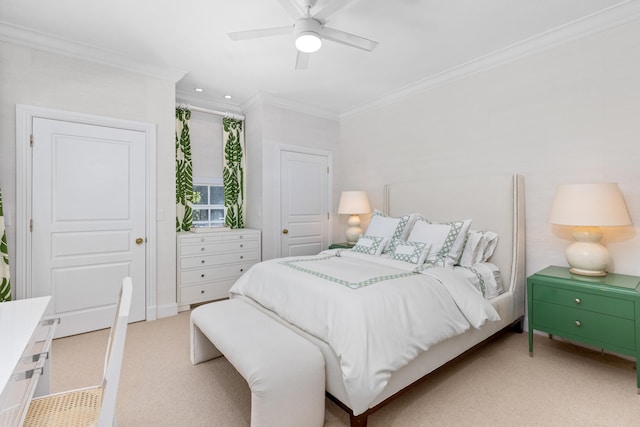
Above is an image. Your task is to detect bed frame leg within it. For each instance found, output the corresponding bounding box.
[511,316,524,333]
[350,413,368,427]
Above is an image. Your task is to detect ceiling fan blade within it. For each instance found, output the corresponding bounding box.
[312,0,356,22]
[276,0,306,19]
[295,51,310,70]
[227,26,292,41]
[321,27,379,52]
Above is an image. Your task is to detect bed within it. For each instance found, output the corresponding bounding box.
[230,174,525,426]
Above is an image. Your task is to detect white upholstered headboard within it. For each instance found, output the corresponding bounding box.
[384,174,526,318]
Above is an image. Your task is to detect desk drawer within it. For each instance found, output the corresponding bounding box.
[533,300,636,351]
[533,283,635,320]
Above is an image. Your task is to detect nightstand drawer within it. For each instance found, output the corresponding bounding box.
[533,283,635,320]
[533,300,636,351]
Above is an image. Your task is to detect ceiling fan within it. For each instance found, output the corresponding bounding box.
[227,0,379,70]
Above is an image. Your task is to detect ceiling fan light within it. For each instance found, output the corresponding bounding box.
[295,32,322,53]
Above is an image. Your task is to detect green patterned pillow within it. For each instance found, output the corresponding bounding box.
[352,235,386,256]
[389,239,431,264]
[367,210,415,252]
[407,219,472,267]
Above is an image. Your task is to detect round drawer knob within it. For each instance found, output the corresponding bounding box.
[575,298,581,304]
[575,320,581,327]
[200,290,205,294]
[201,247,205,251]
[201,260,205,264]
[201,274,205,278]
[240,255,244,259]
[240,269,244,272]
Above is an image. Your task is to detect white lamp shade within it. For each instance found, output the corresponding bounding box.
[549,183,631,226]
[549,182,632,276]
[338,191,371,215]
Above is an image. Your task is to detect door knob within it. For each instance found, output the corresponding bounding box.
[135,237,144,245]
[282,229,289,234]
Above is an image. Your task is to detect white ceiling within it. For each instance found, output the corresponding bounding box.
[0,0,636,116]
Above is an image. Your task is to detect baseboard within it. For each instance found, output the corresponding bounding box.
[153,302,179,320]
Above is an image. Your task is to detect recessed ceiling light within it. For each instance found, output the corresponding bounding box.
[224,95,232,99]
[194,88,204,93]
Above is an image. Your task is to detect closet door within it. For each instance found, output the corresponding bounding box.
[280,149,330,257]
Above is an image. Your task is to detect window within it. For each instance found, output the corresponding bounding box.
[192,178,226,228]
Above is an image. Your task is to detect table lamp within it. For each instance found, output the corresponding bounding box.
[338,191,371,245]
[549,183,632,276]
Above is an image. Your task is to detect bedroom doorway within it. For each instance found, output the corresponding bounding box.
[279,148,331,257]
[16,106,155,338]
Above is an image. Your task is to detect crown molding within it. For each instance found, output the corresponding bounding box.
[175,89,244,114]
[0,20,187,83]
[342,0,640,119]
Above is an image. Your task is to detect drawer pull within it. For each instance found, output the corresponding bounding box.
[201,260,205,264]
[575,298,581,304]
[201,290,205,294]
[575,320,581,327]
[240,244,244,248]
[201,274,205,278]
[201,247,205,251]
[240,269,244,272]
[240,255,244,259]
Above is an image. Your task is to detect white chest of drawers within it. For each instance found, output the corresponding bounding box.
[177,229,261,311]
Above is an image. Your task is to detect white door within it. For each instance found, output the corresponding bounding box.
[31,118,146,337]
[280,150,330,257]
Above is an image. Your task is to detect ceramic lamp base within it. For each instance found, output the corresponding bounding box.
[565,226,609,276]
[345,214,362,245]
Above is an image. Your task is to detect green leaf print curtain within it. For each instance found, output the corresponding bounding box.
[222,118,245,229]
[0,188,11,302]
[176,107,194,231]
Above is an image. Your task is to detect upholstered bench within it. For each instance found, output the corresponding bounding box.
[190,299,325,427]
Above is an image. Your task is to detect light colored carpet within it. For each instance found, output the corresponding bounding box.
[51,311,639,426]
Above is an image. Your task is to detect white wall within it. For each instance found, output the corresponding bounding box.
[0,42,178,316]
[339,19,640,277]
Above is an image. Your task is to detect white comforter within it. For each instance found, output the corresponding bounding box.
[229,250,500,415]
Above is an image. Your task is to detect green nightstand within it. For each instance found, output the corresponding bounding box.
[527,266,640,392]
[329,242,354,249]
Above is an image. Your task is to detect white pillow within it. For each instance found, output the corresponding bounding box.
[481,231,499,261]
[459,230,499,266]
[408,219,472,267]
[389,239,431,265]
[351,235,387,256]
[366,210,413,251]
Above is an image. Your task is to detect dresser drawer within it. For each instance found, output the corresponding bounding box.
[180,239,259,256]
[533,300,636,351]
[532,283,635,320]
[180,250,260,269]
[180,279,238,304]
[179,232,258,245]
[180,262,255,284]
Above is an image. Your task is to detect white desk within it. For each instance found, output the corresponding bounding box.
[0,297,56,426]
